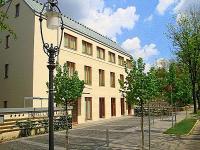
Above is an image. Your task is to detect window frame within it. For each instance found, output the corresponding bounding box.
[67,61,76,76]
[82,40,93,56]
[5,35,10,49]
[99,69,105,86]
[108,51,116,63]
[118,55,124,66]
[126,59,132,69]
[64,33,77,50]
[85,97,92,120]
[120,74,124,83]
[84,66,92,85]
[97,47,105,60]
[15,3,20,18]
[110,72,115,88]
[4,64,9,79]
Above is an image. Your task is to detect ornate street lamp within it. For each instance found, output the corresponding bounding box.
[39,0,64,150]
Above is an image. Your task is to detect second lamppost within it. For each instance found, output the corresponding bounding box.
[39,0,64,150]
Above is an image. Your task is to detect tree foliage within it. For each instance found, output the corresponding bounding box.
[119,57,159,150]
[0,1,16,42]
[53,63,84,105]
[120,58,159,105]
[168,9,200,113]
[164,62,192,106]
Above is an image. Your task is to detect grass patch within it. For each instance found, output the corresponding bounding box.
[164,118,197,135]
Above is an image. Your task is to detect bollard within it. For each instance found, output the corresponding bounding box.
[106,128,109,147]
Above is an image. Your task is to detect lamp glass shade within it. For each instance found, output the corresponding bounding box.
[45,11,60,30]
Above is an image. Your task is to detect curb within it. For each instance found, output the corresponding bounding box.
[187,119,199,136]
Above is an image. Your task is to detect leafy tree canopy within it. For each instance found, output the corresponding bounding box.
[52,63,85,106]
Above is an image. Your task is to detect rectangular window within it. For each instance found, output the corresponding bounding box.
[15,4,20,17]
[108,52,116,63]
[85,97,92,120]
[99,98,105,118]
[67,61,75,76]
[99,69,105,86]
[111,98,116,116]
[126,59,132,69]
[118,56,124,66]
[4,101,7,108]
[4,64,9,79]
[84,66,92,85]
[97,47,105,60]
[82,40,93,56]
[121,98,125,115]
[110,72,115,88]
[78,98,81,116]
[5,35,10,49]
[120,74,124,83]
[64,33,77,50]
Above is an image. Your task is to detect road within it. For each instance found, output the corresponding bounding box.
[0,112,199,150]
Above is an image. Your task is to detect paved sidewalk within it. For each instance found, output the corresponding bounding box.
[0,110,196,150]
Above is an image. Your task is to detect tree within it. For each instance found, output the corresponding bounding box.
[0,1,16,42]
[119,58,159,150]
[52,63,84,150]
[164,62,192,106]
[168,9,200,113]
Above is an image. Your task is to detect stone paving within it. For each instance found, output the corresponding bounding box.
[0,111,199,150]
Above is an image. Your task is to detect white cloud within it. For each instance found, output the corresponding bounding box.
[121,37,159,61]
[80,6,139,40]
[156,0,177,15]
[144,14,153,22]
[174,0,200,13]
[155,0,200,16]
[41,0,139,40]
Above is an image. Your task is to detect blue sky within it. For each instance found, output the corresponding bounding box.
[40,0,198,70]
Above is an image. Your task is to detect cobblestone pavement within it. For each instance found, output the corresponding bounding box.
[0,111,199,150]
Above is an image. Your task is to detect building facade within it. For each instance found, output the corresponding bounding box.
[0,0,133,123]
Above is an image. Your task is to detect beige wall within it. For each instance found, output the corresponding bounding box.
[33,15,132,123]
[0,0,35,108]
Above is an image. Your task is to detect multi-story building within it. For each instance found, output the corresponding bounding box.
[0,0,133,123]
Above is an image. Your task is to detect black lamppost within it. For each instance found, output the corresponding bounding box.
[39,1,64,150]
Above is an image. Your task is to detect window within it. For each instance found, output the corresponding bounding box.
[82,41,93,56]
[110,72,115,88]
[99,98,105,118]
[84,66,92,85]
[121,98,125,115]
[4,101,7,108]
[15,4,20,17]
[108,52,115,63]
[67,61,75,76]
[64,33,77,50]
[97,47,105,60]
[118,56,124,66]
[85,97,92,120]
[4,64,9,79]
[111,98,116,116]
[78,98,81,116]
[99,69,105,86]
[5,35,10,49]
[120,74,124,83]
[126,59,132,69]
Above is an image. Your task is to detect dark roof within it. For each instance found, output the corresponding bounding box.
[24,0,131,57]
